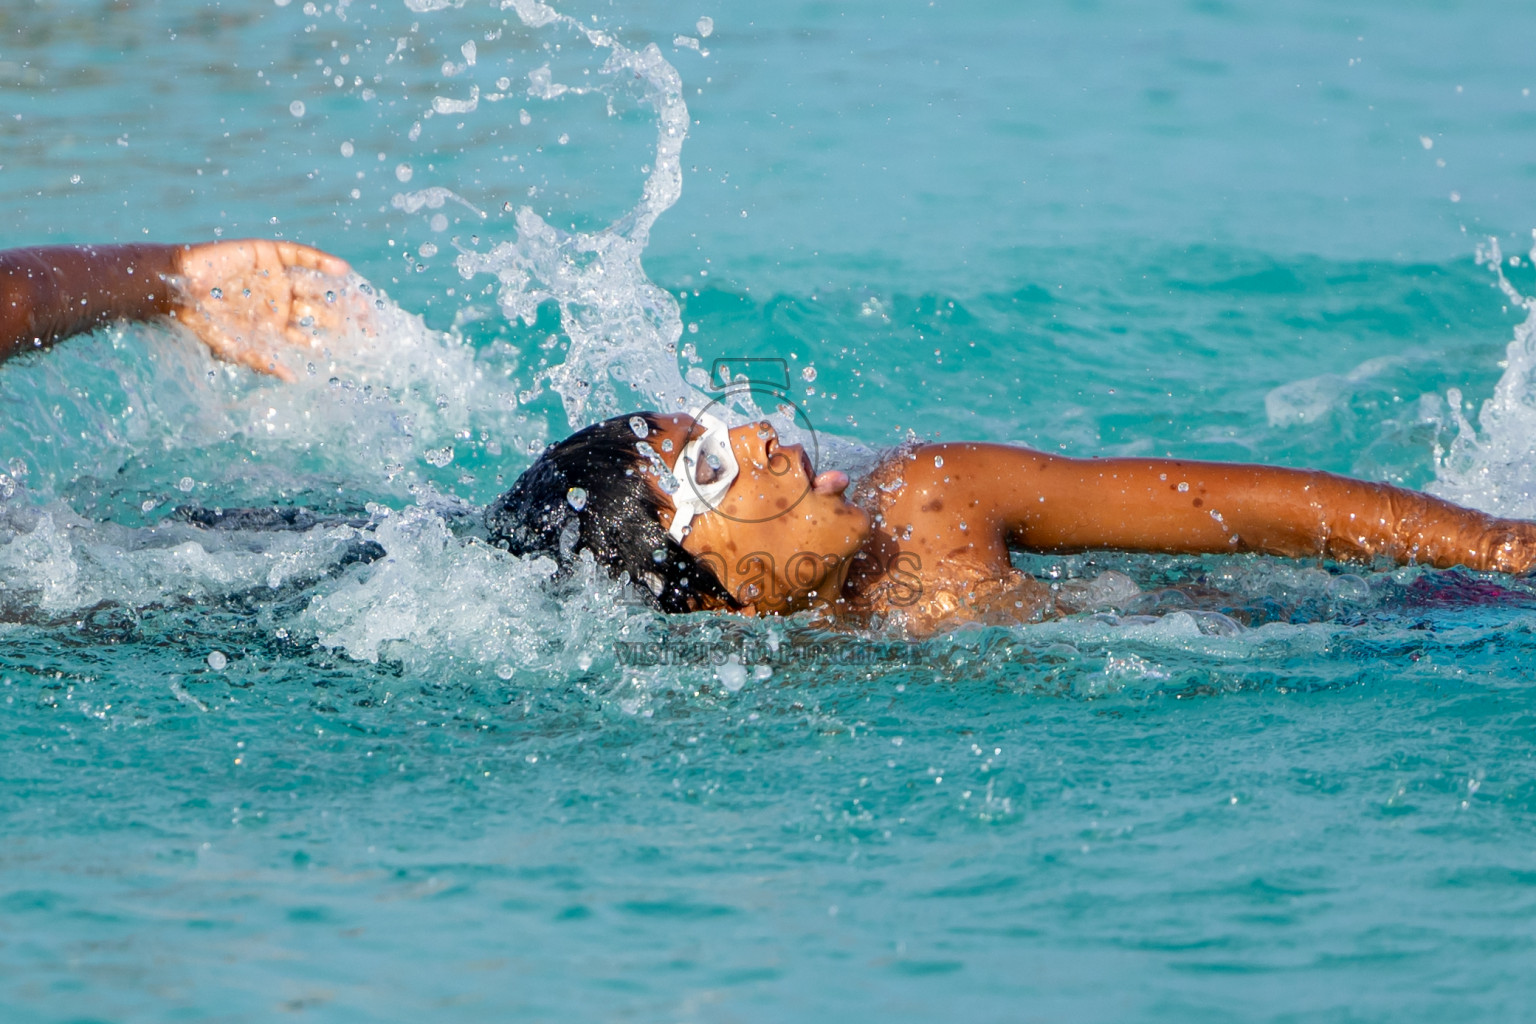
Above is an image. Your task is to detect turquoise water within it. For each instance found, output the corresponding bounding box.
[6,0,1536,1020]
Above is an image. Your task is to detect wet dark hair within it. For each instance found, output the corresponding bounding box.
[485,412,738,614]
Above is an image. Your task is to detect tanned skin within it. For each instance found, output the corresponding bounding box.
[640,417,1536,635]
[851,443,1536,632]
[0,240,357,379]
[5,242,1530,635]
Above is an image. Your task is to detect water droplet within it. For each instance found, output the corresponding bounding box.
[340,141,354,158]
[652,548,667,564]
[178,477,195,493]
[717,656,747,693]
[418,242,438,259]
[696,16,714,37]
[502,201,513,213]
[519,109,532,126]
[242,288,252,298]
[661,439,674,452]
[629,416,649,438]
[557,133,570,145]
[325,290,336,303]
[496,664,515,680]
[1177,481,1189,493]
[658,473,680,495]
[566,486,588,512]
[7,458,26,479]
[69,174,81,185]
[933,455,944,468]
[209,287,224,299]
[289,100,306,118]
[207,651,228,671]
[801,366,817,383]
[395,163,413,183]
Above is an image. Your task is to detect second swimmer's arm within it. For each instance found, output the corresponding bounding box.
[0,240,358,380]
[0,244,180,363]
[920,444,1536,574]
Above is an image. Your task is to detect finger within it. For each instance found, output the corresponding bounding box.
[282,324,323,350]
[194,325,236,364]
[291,279,375,337]
[289,271,336,300]
[239,345,297,382]
[289,276,350,326]
[273,240,352,277]
[288,298,342,339]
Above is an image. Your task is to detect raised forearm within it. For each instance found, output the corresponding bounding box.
[0,244,181,362]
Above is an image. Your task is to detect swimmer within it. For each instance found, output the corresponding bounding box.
[0,239,359,380]
[492,412,1536,634]
[6,240,1534,634]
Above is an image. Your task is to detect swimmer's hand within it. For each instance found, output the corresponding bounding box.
[170,239,367,382]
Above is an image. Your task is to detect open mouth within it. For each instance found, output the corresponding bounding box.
[787,442,848,496]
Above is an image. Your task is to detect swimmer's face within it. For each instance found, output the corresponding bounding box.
[647,413,871,614]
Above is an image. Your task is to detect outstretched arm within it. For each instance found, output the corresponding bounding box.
[0,244,179,361]
[0,240,357,380]
[910,444,1536,574]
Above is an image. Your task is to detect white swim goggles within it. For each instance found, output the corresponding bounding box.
[666,412,739,542]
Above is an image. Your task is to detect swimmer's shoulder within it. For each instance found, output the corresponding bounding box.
[857,439,1054,521]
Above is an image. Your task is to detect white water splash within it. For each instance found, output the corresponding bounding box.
[0,489,378,620]
[456,0,693,426]
[301,504,648,670]
[391,186,484,218]
[1429,232,1536,518]
[432,85,479,114]
[0,274,533,510]
[1265,355,1410,427]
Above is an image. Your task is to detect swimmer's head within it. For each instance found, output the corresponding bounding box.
[492,411,870,616]
[486,412,739,614]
